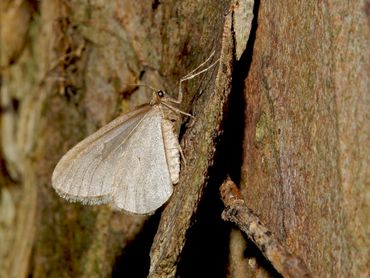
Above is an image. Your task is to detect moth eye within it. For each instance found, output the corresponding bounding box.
[157,90,164,98]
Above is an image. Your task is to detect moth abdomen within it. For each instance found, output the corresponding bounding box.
[161,118,180,184]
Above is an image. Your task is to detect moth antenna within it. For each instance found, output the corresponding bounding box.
[125,83,159,92]
[176,51,219,104]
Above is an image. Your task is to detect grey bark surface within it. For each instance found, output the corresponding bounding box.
[0,1,368,278]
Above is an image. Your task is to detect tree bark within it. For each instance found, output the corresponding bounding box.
[235,1,369,277]
[0,1,368,278]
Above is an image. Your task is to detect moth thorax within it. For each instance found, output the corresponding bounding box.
[162,105,179,122]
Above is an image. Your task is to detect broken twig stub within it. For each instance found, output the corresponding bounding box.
[220,177,312,278]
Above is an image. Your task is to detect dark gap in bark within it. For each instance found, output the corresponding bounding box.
[112,212,161,278]
[176,172,230,278]
[226,0,260,185]
[225,1,282,273]
[177,0,263,276]
[0,98,19,114]
[152,0,161,10]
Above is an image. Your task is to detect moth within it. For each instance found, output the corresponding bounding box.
[52,52,219,214]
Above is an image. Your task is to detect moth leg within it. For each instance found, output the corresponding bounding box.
[179,144,187,167]
[162,102,194,118]
[172,51,219,104]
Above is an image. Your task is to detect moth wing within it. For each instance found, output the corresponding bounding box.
[52,105,151,204]
[112,107,174,214]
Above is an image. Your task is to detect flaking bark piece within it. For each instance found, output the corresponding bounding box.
[148,12,235,278]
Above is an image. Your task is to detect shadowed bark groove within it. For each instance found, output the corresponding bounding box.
[148,10,234,277]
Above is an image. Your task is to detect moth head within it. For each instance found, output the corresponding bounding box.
[157,90,165,98]
[150,90,166,105]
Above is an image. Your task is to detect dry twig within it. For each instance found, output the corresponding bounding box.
[220,177,312,278]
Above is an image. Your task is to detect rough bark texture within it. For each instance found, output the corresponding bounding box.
[236,1,369,277]
[0,0,368,278]
[148,11,233,277]
[1,1,230,277]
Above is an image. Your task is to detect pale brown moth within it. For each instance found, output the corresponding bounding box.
[52,52,219,214]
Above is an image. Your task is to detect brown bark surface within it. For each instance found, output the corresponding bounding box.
[0,0,368,278]
[237,1,369,277]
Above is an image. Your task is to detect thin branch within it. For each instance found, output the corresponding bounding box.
[220,177,312,278]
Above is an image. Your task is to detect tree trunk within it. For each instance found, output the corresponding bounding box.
[0,1,368,278]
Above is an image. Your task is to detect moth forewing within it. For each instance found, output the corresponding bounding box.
[111,106,176,214]
[51,105,152,204]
